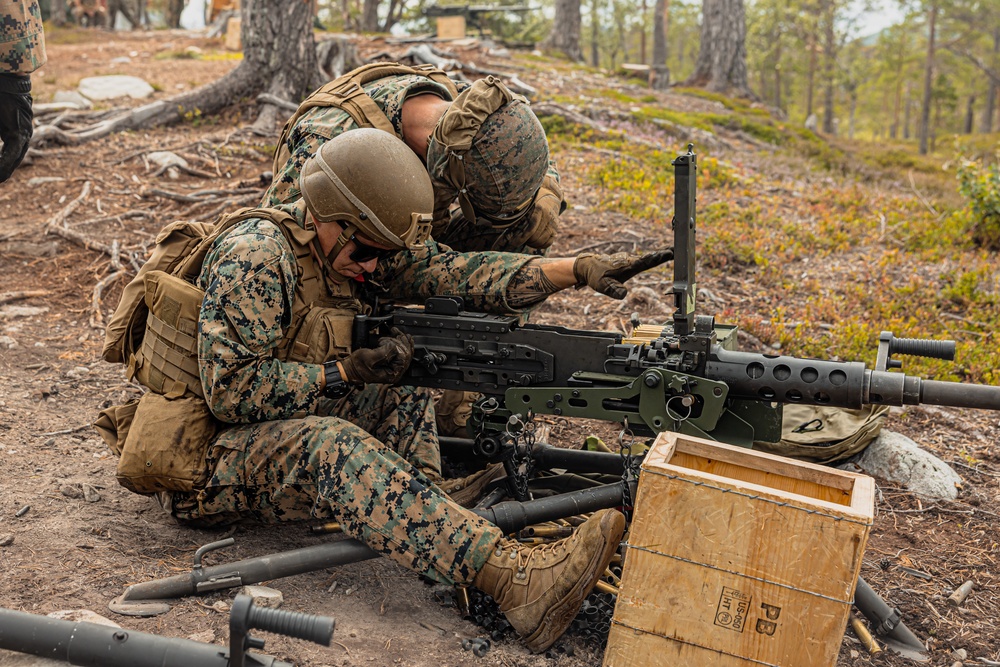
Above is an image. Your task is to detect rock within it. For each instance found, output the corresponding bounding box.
[837,430,962,500]
[0,336,17,349]
[110,56,132,64]
[52,90,93,109]
[187,630,216,643]
[82,484,101,503]
[78,75,155,101]
[239,585,283,608]
[0,533,13,547]
[46,610,120,627]
[60,484,84,499]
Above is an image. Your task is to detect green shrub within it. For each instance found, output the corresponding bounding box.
[957,158,1000,250]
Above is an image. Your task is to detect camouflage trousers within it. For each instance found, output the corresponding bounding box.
[172,384,503,585]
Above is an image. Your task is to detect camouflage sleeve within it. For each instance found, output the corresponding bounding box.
[375,240,535,314]
[197,221,323,423]
[0,0,46,74]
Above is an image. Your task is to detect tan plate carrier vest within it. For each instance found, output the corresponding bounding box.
[95,207,358,494]
[272,62,460,175]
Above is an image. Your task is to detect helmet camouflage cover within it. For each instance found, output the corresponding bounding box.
[426,76,549,226]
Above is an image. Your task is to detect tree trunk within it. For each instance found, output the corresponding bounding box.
[33,0,318,150]
[49,0,68,25]
[683,0,752,96]
[544,0,583,62]
[919,2,937,155]
[639,0,647,63]
[982,27,999,133]
[166,0,184,28]
[806,32,816,118]
[361,0,379,32]
[820,0,835,134]
[904,83,912,139]
[590,0,600,67]
[965,94,975,133]
[650,0,670,90]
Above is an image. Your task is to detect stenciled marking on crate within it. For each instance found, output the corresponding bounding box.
[714,586,751,632]
[755,602,782,636]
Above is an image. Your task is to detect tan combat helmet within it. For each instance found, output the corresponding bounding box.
[300,128,434,263]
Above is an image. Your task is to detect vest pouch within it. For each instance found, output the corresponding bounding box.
[102,220,217,364]
[116,392,217,494]
[285,306,356,364]
[93,399,140,457]
[133,270,206,398]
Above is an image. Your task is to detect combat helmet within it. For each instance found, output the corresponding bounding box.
[426,76,549,227]
[300,127,434,264]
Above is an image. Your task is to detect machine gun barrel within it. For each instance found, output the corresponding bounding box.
[706,347,1000,411]
[0,594,334,667]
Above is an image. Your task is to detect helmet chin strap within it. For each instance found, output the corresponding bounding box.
[311,221,358,284]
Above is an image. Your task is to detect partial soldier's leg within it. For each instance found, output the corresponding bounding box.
[324,383,442,482]
[172,416,624,653]
[174,415,501,584]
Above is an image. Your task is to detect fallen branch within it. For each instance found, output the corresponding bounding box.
[44,181,92,230]
[0,290,50,305]
[256,93,298,113]
[90,269,125,329]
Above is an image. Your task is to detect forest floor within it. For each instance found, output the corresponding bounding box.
[1,26,999,667]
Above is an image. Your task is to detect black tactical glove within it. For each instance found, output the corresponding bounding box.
[338,328,414,385]
[573,248,674,300]
[0,74,34,183]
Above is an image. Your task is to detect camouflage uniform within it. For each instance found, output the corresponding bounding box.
[0,0,46,74]
[262,74,559,255]
[171,203,537,585]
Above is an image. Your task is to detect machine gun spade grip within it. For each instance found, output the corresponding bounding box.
[877,331,956,371]
[230,595,333,667]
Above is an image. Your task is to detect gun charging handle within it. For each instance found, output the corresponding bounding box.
[875,331,956,372]
[229,595,334,667]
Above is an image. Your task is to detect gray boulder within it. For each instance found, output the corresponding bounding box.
[837,430,961,500]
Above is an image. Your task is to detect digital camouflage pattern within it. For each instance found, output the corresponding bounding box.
[0,0,46,74]
[172,207,536,583]
[262,73,558,255]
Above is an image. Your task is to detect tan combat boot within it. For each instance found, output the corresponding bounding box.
[472,508,626,653]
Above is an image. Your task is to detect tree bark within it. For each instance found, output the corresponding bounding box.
[650,0,670,89]
[919,2,937,155]
[590,0,600,67]
[820,0,835,134]
[983,27,999,133]
[361,0,379,32]
[543,0,583,62]
[49,0,68,26]
[683,0,752,97]
[166,0,184,28]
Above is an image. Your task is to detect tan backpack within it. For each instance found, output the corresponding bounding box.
[272,62,460,174]
[96,208,296,494]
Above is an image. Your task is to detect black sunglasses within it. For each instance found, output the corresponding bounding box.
[347,233,395,263]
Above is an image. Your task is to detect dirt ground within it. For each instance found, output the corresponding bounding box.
[1,27,999,667]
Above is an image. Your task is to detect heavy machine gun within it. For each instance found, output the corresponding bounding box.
[353,147,1000,453]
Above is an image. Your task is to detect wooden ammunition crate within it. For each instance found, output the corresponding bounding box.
[604,432,875,667]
